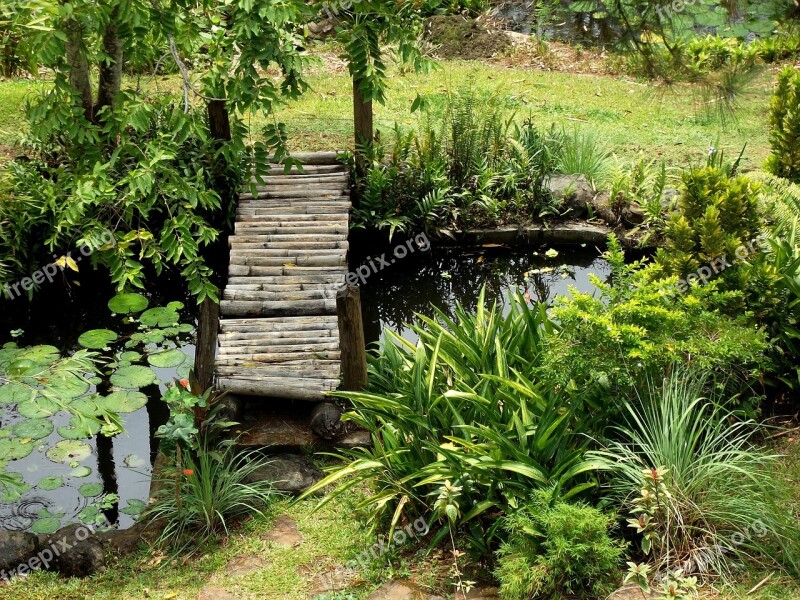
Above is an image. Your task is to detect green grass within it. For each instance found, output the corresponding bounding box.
[267,57,777,170]
[0,56,780,169]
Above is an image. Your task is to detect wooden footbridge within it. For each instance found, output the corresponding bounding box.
[215,152,364,401]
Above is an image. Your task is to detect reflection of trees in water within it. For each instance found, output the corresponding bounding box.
[360,247,600,345]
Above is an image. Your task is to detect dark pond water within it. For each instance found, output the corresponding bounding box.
[0,277,193,532]
[356,241,611,346]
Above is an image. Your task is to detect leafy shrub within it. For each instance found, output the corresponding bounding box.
[590,369,800,578]
[544,235,770,417]
[301,291,596,555]
[654,166,762,281]
[767,66,800,183]
[352,90,560,234]
[495,489,625,600]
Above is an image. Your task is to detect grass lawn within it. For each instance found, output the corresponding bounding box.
[0,50,780,170]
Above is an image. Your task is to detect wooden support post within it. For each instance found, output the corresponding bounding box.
[336,284,367,391]
[194,297,220,391]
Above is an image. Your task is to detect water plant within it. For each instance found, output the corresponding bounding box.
[0,291,192,531]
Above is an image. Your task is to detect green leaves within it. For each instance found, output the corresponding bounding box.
[110,365,157,389]
[108,293,149,315]
[302,290,594,551]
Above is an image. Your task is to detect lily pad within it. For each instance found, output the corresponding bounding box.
[70,465,92,478]
[0,381,35,405]
[78,482,104,498]
[17,396,61,418]
[123,454,146,468]
[37,475,63,491]
[0,438,35,461]
[77,505,100,524]
[127,330,166,347]
[139,304,182,328]
[46,440,91,464]
[97,390,148,413]
[57,415,101,439]
[120,498,147,516]
[119,351,142,363]
[31,516,62,535]
[78,329,119,350]
[147,349,186,369]
[110,365,157,390]
[17,345,60,366]
[12,418,54,440]
[108,293,149,315]
[0,472,30,502]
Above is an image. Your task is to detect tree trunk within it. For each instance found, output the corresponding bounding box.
[353,77,373,148]
[96,6,124,116]
[64,20,93,121]
[192,97,233,391]
[208,99,232,142]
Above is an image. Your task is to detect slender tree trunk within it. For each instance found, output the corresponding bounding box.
[353,77,373,148]
[96,6,124,116]
[192,98,233,391]
[64,21,93,121]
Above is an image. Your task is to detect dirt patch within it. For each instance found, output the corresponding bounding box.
[425,15,511,60]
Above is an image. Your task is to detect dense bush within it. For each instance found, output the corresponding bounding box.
[302,291,596,555]
[495,489,625,600]
[767,66,800,183]
[544,235,770,417]
[653,166,762,280]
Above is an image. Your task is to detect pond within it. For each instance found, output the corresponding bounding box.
[0,279,194,533]
[0,241,610,533]
[356,241,611,345]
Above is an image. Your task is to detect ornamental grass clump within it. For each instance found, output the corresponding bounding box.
[590,368,800,581]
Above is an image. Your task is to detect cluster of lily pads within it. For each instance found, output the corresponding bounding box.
[0,292,193,533]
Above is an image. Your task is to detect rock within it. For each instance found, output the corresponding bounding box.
[366,579,429,599]
[261,514,303,547]
[336,428,371,450]
[302,563,360,595]
[197,586,241,600]
[43,524,105,578]
[457,586,502,600]
[589,190,618,225]
[307,18,336,40]
[0,530,40,574]
[662,188,680,210]
[243,454,323,495]
[623,201,646,226]
[225,554,268,577]
[310,402,343,440]
[217,393,245,424]
[608,584,655,599]
[548,175,595,218]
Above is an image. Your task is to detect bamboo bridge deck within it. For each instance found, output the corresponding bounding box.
[216,152,349,400]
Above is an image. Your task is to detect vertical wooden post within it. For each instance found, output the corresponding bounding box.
[193,296,219,391]
[336,284,368,391]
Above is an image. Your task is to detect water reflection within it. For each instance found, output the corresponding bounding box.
[359,244,610,345]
